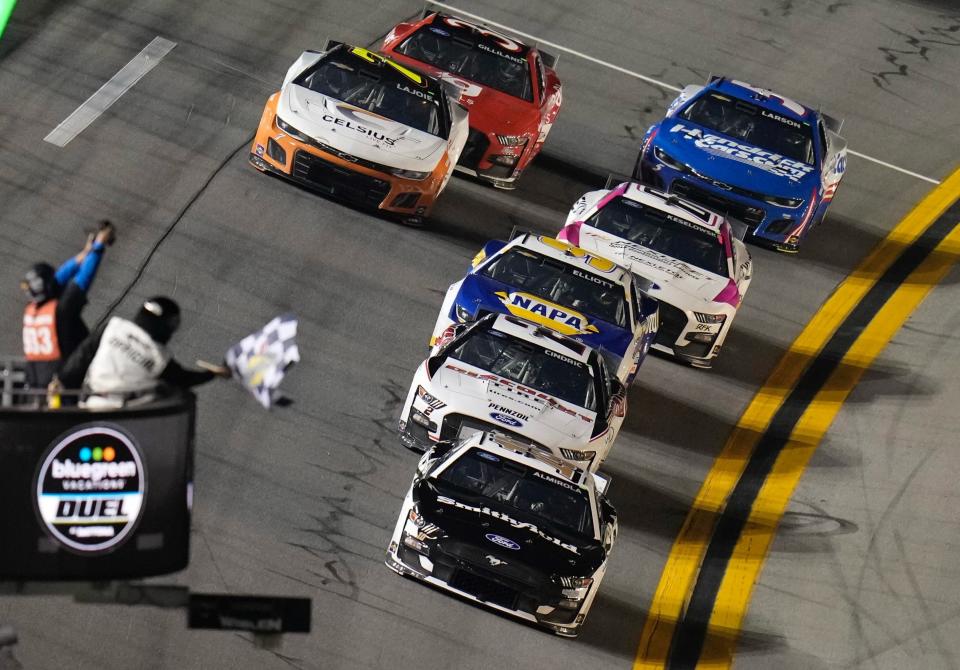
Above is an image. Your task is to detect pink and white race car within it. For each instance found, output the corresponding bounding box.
[558,183,752,368]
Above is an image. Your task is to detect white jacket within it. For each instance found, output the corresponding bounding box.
[84,316,171,397]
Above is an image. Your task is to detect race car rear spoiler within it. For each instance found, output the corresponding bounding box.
[540,50,558,69]
[822,113,844,134]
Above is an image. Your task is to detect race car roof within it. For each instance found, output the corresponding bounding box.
[427,12,534,60]
[514,235,632,288]
[466,431,593,490]
[325,43,446,101]
[618,183,726,234]
[489,313,593,365]
[709,77,815,123]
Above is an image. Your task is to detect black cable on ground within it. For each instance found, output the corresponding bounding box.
[97,135,254,327]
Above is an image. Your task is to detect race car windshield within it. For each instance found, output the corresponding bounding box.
[448,328,596,410]
[295,57,445,137]
[397,26,533,101]
[437,448,594,537]
[588,198,728,277]
[680,93,814,164]
[481,249,628,327]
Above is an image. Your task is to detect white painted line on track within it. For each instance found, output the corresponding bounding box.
[43,36,177,148]
[846,149,939,185]
[428,1,941,185]
[428,1,681,94]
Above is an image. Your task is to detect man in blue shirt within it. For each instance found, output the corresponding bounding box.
[21,221,116,388]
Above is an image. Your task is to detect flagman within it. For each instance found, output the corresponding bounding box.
[58,296,230,407]
[21,221,115,389]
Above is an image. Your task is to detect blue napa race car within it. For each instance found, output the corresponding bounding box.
[429,234,659,385]
[635,76,847,253]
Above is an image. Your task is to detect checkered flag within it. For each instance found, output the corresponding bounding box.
[225,314,300,409]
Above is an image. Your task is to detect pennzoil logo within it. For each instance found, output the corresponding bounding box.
[494,291,599,336]
[34,424,146,554]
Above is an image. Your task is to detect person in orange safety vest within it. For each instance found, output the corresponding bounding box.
[21,221,115,389]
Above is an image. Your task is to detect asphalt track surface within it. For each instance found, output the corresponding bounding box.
[0,1,958,669]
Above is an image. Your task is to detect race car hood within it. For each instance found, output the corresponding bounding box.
[387,54,540,134]
[575,226,732,307]
[430,360,596,444]
[413,479,606,577]
[456,274,635,358]
[278,84,447,171]
[656,120,818,197]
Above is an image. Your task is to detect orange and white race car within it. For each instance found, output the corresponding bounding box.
[250,42,469,224]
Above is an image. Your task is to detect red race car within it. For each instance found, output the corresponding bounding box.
[382,11,562,190]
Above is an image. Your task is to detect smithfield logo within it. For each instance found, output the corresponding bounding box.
[489,412,523,428]
[485,533,520,551]
[494,291,600,336]
[34,424,146,554]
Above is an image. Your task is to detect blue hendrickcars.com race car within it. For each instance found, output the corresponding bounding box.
[634,76,847,253]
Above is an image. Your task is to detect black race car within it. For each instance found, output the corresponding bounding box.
[385,431,618,637]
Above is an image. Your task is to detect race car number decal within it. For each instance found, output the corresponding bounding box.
[439,74,483,100]
[442,16,523,52]
[350,47,423,85]
[537,237,617,272]
[730,80,806,116]
[494,291,600,336]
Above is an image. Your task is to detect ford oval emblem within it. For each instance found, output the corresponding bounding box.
[485,533,520,550]
[489,412,523,427]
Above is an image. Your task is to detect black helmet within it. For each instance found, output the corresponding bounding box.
[134,296,181,344]
[22,263,57,303]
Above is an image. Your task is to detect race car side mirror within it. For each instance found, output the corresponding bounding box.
[592,472,612,497]
[726,217,751,241]
[822,113,844,134]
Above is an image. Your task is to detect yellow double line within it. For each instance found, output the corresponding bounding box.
[635,167,960,669]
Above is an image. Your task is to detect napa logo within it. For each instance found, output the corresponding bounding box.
[494,291,599,336]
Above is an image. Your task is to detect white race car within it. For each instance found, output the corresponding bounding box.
[558,183,753,368]
[250,42,469,224]
[399,313,627,471]
[386,431,618,637]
